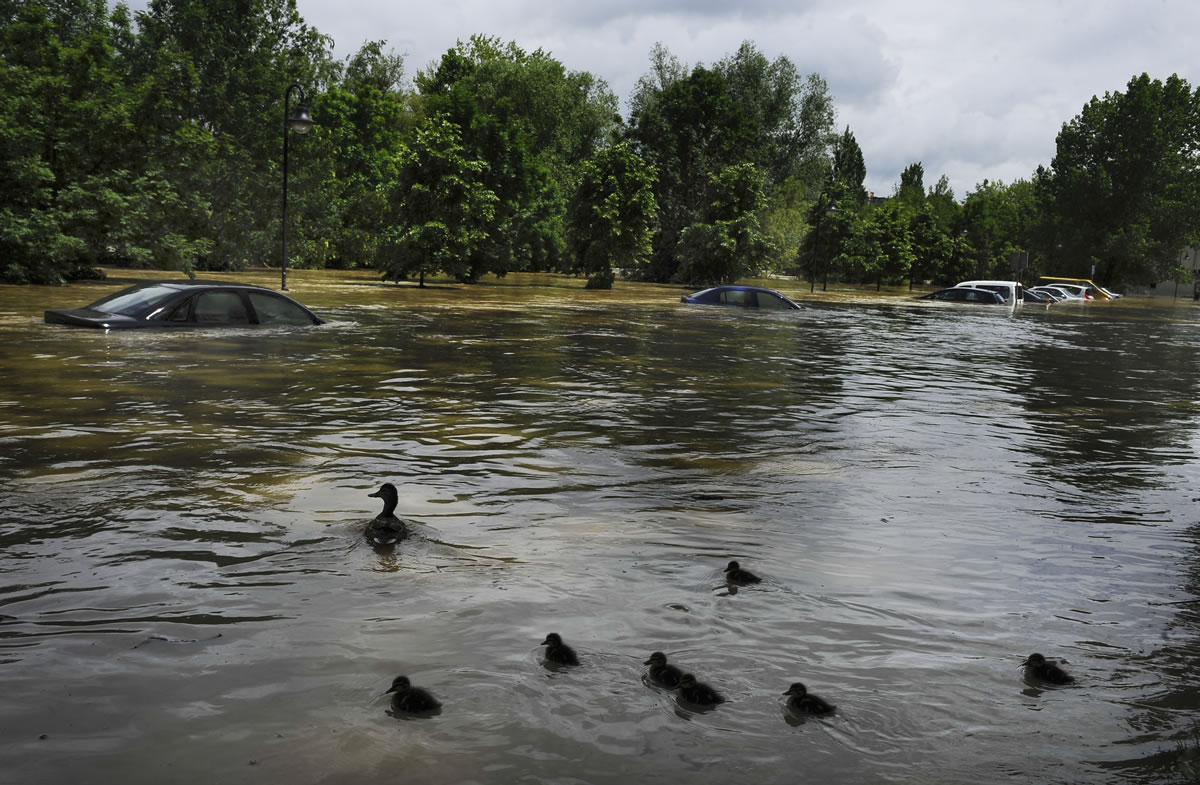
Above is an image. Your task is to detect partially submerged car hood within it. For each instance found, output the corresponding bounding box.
[44,308,141,328]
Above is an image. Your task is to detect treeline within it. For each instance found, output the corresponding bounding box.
[4,0,1198,288]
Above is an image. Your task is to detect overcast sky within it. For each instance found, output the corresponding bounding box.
[186,1,1200,198]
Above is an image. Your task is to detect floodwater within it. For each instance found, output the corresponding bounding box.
[1,269,1199,785]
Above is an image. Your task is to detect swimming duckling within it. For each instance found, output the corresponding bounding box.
[1021,652,1075,684]
[541,632,580,666]
[677,673,724,706]
[644,651,684,688]
[385,675,441,712]
[724,560,761,586]
[784,682,836,715]
[366,483,408,546]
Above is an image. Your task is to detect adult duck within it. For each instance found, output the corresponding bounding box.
[784,682,836,715]
[366,482,408,546]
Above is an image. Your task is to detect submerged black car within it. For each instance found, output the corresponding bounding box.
[918,287,1007,305]
[681,285,801,310]
[44,281,326,329]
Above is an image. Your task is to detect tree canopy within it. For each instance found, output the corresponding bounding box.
[2,4,1194,292]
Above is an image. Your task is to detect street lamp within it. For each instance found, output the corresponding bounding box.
[281,83,314,291]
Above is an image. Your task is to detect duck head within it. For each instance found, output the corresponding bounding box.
[678,673,697,688]
[724,561,741,573]
[1021,653,1046,668]
[784,682,808,698]
[541,633,564,646]
[369,483,399,514]
[385,675,411,694]
[645,651,668,667]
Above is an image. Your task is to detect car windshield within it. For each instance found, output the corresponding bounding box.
[86,285,179,316]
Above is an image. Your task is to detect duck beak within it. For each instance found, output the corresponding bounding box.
[369,490,382,498]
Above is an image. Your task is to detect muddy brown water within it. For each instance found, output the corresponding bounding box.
[1,270,1199,784]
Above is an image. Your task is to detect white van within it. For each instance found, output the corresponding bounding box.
[953,280,1023,305]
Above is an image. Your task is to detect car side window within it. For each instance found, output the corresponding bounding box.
[194,291,249,324]
[167,297,193,321]
[721,289,751,306]
[756,291,791,310]
[248,293,314,325]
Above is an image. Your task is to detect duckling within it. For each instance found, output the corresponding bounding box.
[644,651,684,688]
[541,632,580,666]
[676,673,724,706]
[724,560,761,586]
[784,682,836,715]
[1021,652,1075,684]
[385,675,441,712]
[366,483,408,546]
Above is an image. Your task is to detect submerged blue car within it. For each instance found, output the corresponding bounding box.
[681,285,801,310]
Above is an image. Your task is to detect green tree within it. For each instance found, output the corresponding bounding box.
[628,42,835,283]
[961,179,1038,280]
[131,0,334,270]
[842,198,914,287]
[378,115,498,285]
[0,0,214,283]
[295,41,413,269]
[417,36,618,280]
[675,163,774,286]
[565,142,658,289]
[1042,73,1200,285]
[896,162,925,208]
[830,126,867,205]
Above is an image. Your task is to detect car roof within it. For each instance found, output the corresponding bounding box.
[152,280,277,291]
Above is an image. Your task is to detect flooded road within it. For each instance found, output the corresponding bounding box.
[2,270,1199,784]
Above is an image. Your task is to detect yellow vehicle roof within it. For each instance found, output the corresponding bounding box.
[1036,277,1116,300]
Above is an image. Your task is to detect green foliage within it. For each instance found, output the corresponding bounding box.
[628,42,836,283]
[831,127,867,205]
[961,178,1038,281]
[378,115,497,284]
[896,162,926,208]
[292,42,412,269]
[674,163,774,286]
[566,142,658,288]
[0,0,210,283]
[416,35,618,279]
[1042,73,1200,285]
[13,0,1190,298]
[842,198,915,286]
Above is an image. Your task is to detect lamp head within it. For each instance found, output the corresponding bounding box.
[287,102,314,134]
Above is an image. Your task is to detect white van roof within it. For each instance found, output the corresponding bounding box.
[954,280,1021,288]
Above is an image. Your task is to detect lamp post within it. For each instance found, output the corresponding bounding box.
[281,83,314,291]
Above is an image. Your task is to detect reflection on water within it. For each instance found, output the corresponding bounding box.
[1,269,1199,784]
